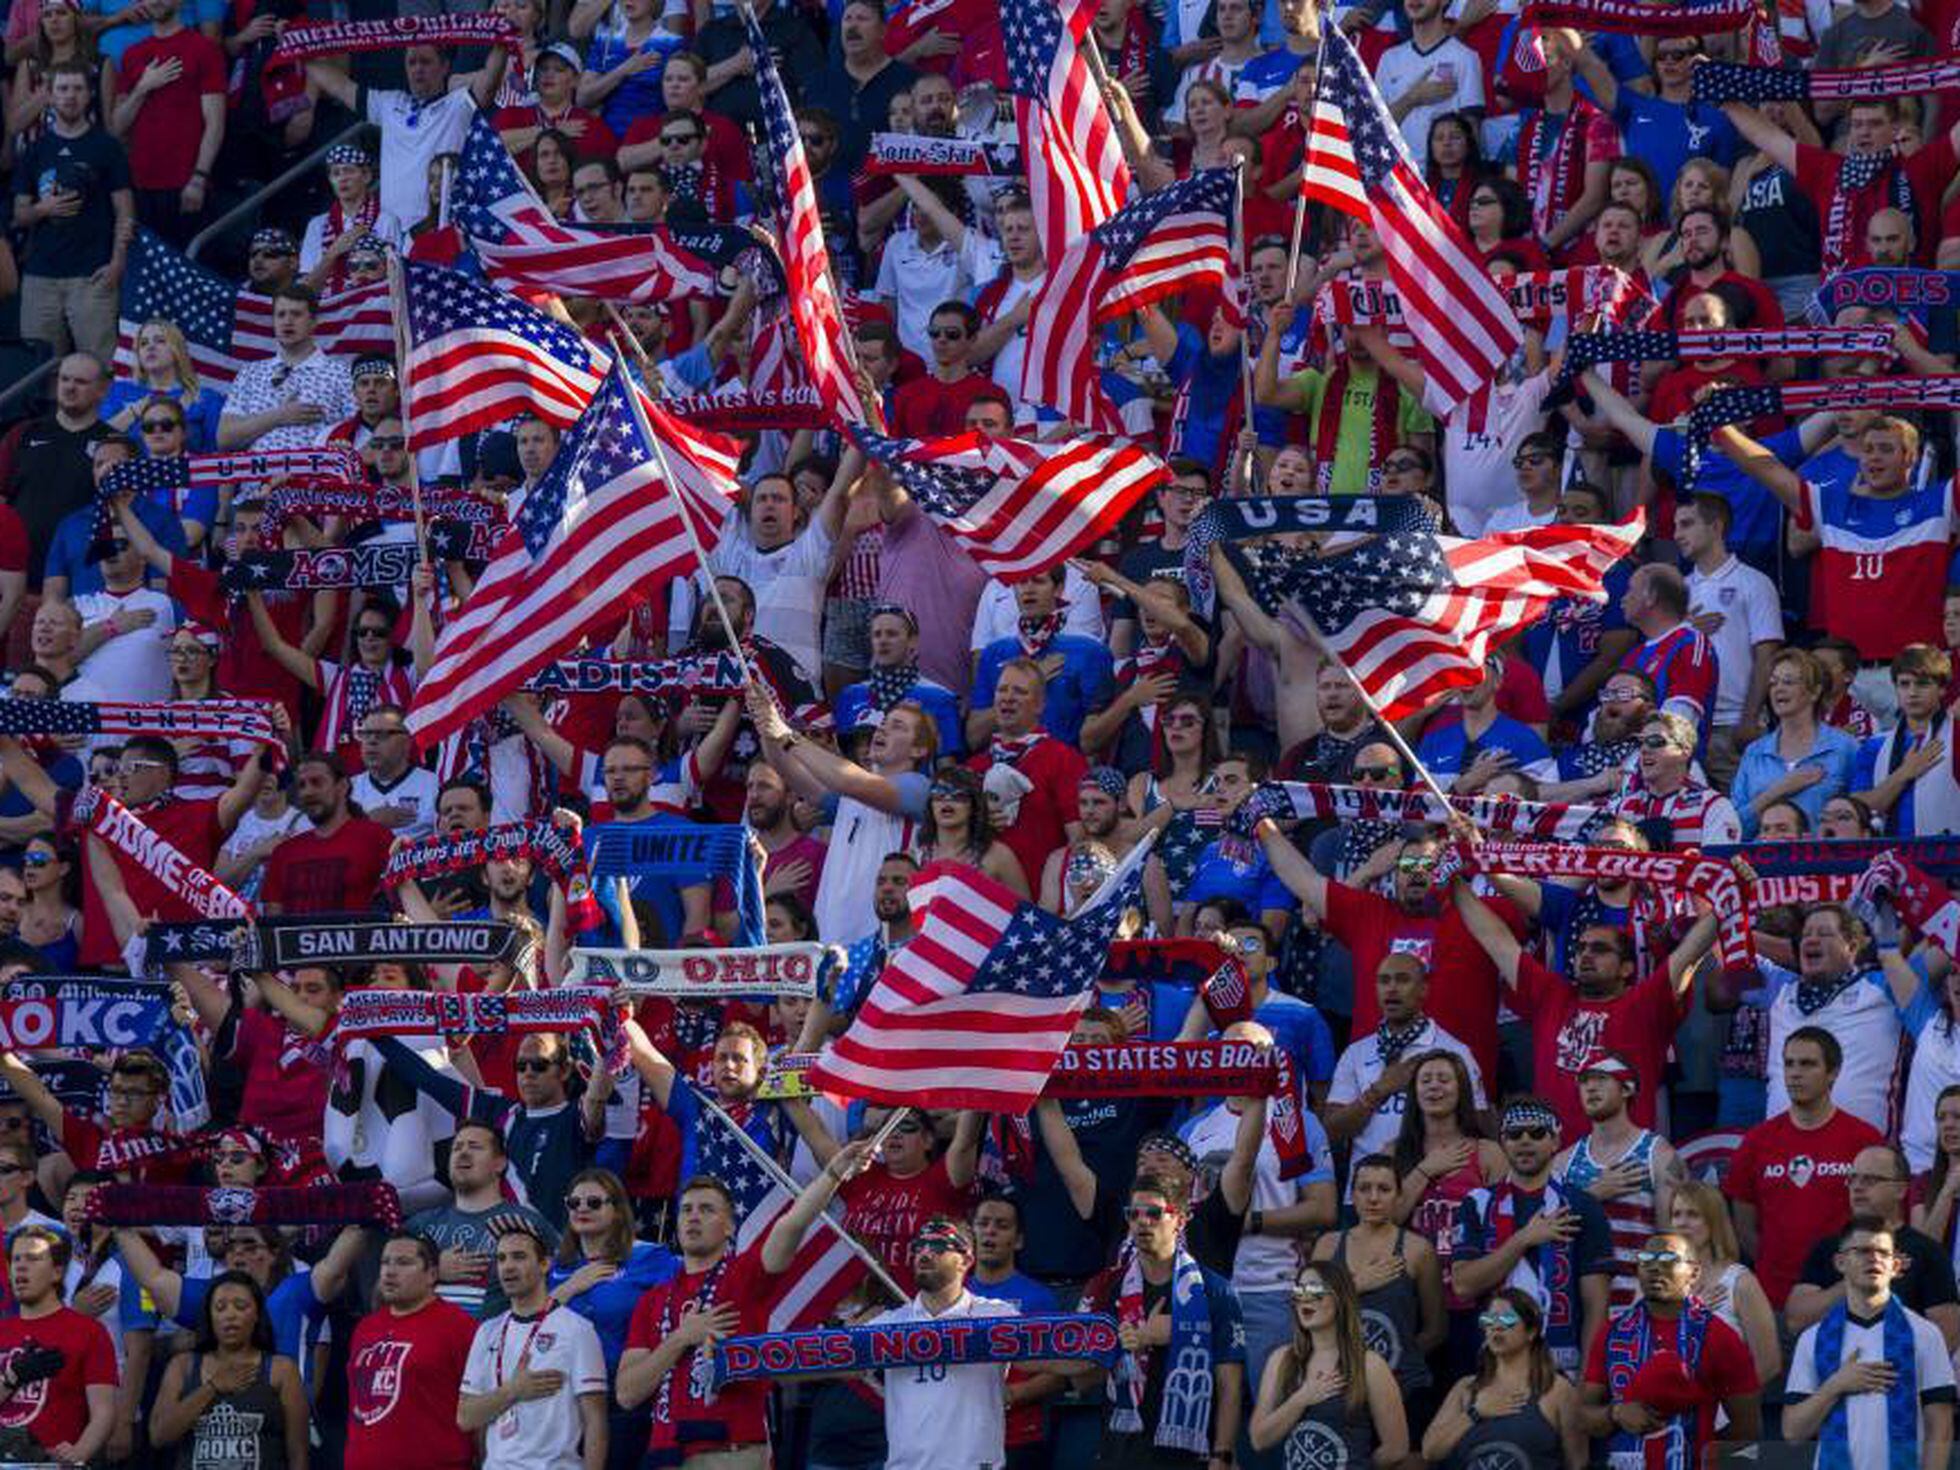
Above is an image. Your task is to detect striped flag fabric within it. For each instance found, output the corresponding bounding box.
[849,425,1170,580]
[117,229,392,386]
[807,840,1151,1111]
[744,3,866,425]
[396,257,607,448]
[1243,515,1645,720]
[1300,27,1523,414]
[407,361,737,746]
[1690,55,1960,102]
[1001,0,1129,256]
[1020,168,1237,432]
[735,1181,870,1333]
[0,697,282,748]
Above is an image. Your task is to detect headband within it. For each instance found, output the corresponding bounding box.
[176,620,224,654]
[1501,1101,1561,1134]
[1577,1051,1639,1092]
[868,601,918,633]
[911,1218,972,1254]
[1083,766,1127,799]
[250,228,296,255]
[1137,1131,1198,1173]
[325,143,374,170]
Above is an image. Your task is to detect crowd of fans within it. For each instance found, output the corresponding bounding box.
[0,0,1949,1465]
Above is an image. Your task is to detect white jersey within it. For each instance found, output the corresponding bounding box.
[1786,1301,1954,1470]
[875,1289,1020,1470]
[1753,961,1903,1133]
[461,1304,606,1470]
[1327,1019,1486,1183]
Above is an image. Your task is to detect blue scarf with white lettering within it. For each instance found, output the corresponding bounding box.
[1814,1296,1917,1470]
[586,820,764,945]
[0,977,207,1129]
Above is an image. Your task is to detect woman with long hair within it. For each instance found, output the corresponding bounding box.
[1311,1154,1446,1432]
[1668,1182,1780,1382]
[1131,691,1217,914]
[16,829,77,970]
[1421,1289,1585,1468]
[103,320,225,450]
[8,0,102,144]
[1464,178,1544,269]
[1607,157,1663,231]
[165,622,267,799]
[1731,647,1859,836]
[1912,1085,1960,1249]
[1251,1260,1409,1464]
[149,1270,308,1468]
[915,765,1028,894]
[529,128,578,220]
[1424,111,1486,228]
[549,1168,679,1470]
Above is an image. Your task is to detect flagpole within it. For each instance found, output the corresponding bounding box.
[612,332,761,694]
[1230,155,1258,492]
[697,1088,910,1301]
[385,251,431,565]
[1284,2,1333,299]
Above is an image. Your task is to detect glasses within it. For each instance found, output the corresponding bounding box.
[514,1058,559,1074]
[20,851,50,869]
[117,759,166,775]
[139,418,182,433]
[1600,686,1645,704]
[928,781,973,800]
[1478,1309,1522,1329]
[1639,734,1678,751]
[356,626,391,639]
[1848,1172,1906,1187]
[367,435,406,450]
[1842,1244,1896,1259]
[888,1119,924,1135]
[1164,712,1204,729]
[1351,765,1397,782]
[565,1193,610,1211]
[1382,457,1422,474]
[107,1086,157,1103]
[1396,855,1437,872]
[927,326,968,341]
[1502,1125,1553,1142]
[1634,1249,1684,1266]
[1124,1203,1169,1222]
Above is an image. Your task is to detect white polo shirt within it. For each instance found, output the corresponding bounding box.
[1327,1018,1487,1177]
[876,1289,1020,1470]
[1685,554,1783,727]
[461,1303,606,1470]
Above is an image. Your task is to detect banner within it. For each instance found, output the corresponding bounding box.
[272,13,521,62]
[331,987,612,1046]
[75,789,254,922]
[567,942,827,998]
[258,917,524,970]
[586,821,764,945]
[1470,841,1754,968]
[1042,1041,1288,1098]
[221,522,485,592]
[0,976,208,1128]
[1272,782,1605,841]
[755,1049,819,1100]
[703,1314,1122,1393]
[83,1181,404,1229]
[1526,0,1753,34]
[1691,55,1960,103]
[863,133,1023,177]
[523,652,746,699]
[0,697,282,748]
[1183,494,1434,616]
[261,484,499,532]
[380,821,591,895]
[1705,838,1960,877]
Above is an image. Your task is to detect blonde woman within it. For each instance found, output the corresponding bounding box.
[104,319,224,449]
[1669,1181,1780,1382]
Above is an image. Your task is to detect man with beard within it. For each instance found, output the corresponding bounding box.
[1554,1053,1684,1312]
[1039,768,1137,915]
[260,750,395,914]
[1325,952,1486,1163]
[585,734,709,946]
[345,1233,478,1470]
[1656,207,1784,333]
[743,761,826,915]
[817,854,922,1040]
[834,602,963,758]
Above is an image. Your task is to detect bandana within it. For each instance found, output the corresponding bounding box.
[1376,1018,1428,1064]
[988,732,1044,767]
[1017,610,1067,659]
[1084,766,1128,800]
[865,661,923,714]
[83,1181,403,1229]
[1501,1100,1561,1134]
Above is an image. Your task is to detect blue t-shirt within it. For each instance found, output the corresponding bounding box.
[1855,728,1938,836]
[43,496,187,595]
[1608,91,1738,196]
[1414,713,1553,785]
[1163,324,1240,472]
[971,634,1114,748]
[101,381,226,454]
[86,0,224,64]
[1252,991,1336,1085]
[1652,423,1793,564]
[176,1268,324,1361]
[972,1268,1056,1316]
[546,1239,679,1374]
[584,29,686,136]
[1235,46,1309,101]
[1182,840,1297,921]
[833,677,965,757]
[582,811,717,947]
[1519,560,1633,710]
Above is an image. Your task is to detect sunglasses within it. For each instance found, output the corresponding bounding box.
[514,1058,559,1074]
[356,626,391,639]
[1600,687,1645,704]
[1634,1249,1684,1265]
[1639,734,1677,751]
[928,781,973,800]
[1291,1283,1330,1303]
[1163,712,1204,729]
[1124,1204,1169,1222]
[1478,1309,1522,1329]
[927,326,968,341]
[911,1238,964,1256]
[117,759,166,775]
[1351,765,1398,782]
[1382,458,1422,474]
[887,1119,924,1136]
[1502,1125,1553,1142]
[565,1193,610,1211]
[139,418,182,433]
[20,851,51,868]
[1396,855,1437,872]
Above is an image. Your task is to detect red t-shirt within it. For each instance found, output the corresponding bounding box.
[491,103,619,169]
[1648,359,1768,433]
[1794,132,1959,271]
[966,737,1086,896]
[1722,1106,1883,1308]
[261,816,395,914]
[1510,956,1687,1138]
[1658,270,1786,335]
[229,1007,330,1143]
[839,1156,975,1294]
[0,503,26,576]
[57,1115,198,1181]
[1583,1306,1758,1463]
[344,1298,478,1470]
[120,29,227,189]
[891,374,998,439]
[1322,883,1515,1082]
[80,795,225,968]
[0,1307,117,1452]
[619,109,752,182]
[625,1249,780,1459]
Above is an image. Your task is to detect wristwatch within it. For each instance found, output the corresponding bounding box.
[1248,1209,1264,1236]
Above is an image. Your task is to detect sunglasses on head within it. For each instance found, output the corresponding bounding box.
[1634,1248,1683,1266]
[928,781,972,800]
[1291,1281,1330,1302]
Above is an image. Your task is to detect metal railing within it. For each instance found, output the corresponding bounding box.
[0,119,371,423]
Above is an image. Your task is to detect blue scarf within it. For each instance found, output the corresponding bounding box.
[1815,1297,1917,1470]
[1601,1299,1711,1470]
[1108,1244,1214,1454]
[586,820,765,945]
[0,977,207,1130]
[1486,1179,1581,1369]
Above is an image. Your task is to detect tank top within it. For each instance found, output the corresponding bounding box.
[180,1353,287,1470]
[1444,1394,1564,1470]
[1707,1261,1746,1339]
[1559,1129,1659,1312]
[1335,1228,1432,1392]
[1410,1147,1493,1311]
[1282,1372,1378,1470]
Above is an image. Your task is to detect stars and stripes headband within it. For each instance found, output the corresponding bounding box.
[351,357,397,381]
[325,144,374,170]
[250,229,296,255]
[175,621,224,654]
[1501,1101,1562,1135]
[1082,766,1127,800]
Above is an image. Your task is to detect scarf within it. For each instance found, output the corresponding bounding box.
[1376,1019,1427,1064]
[1488,1178,1582,1364]
[1108,1243,1214,1454]
[220,528,478,594]
[0,697,280,748]
[1819,150,1920,275]
[381,821,592,896]
[1809,269,1960,327]
[272,13,522,63]
[1602,1299,1714,1470]
[866,661,923,714]
[83,1181,403,1229]
[1017,610,1067,659]
[258,917,526,970]
[567,942,826,999]
[93,446,364,559]
[1469,839,1755,969]
[659,387,830,434]
[702,1314,1120,1395]
[586,821,765,947]
[1554,326,1892,396]
[1183,495,1433,617]
[0,976,208,1130]
[1259,781,1605,841]
[524,653,744,698]
[331,987,610,1048]
[1522,95,1607,241]
[1525,0,1752,32]
[1815,1296,1918,1470]
[1311,359,1402,494]
[1693,378,1960,453]
[653,1254,732,1458]
[1694,55,1960,105]
[988,732,1044,767]
[863,132,1023,177]
[318,194,379,294]
[73,789,254,921]
[1319,267,1651,333]
[261,484,497,533]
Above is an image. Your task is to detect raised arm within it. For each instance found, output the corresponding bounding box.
[1711,423,1808,515]
[747,688,913,814]
[243,592,324,690]
[1576,368,1661,452]
[1254,817,1329,920]
[760,1139,873,1273]
[1722,102,1798,175]
[1450,880,1524,986]
[1032,1097,1097,1219]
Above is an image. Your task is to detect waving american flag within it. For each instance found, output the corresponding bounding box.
[1002,0,1130,257]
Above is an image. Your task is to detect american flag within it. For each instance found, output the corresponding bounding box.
[850,425,1170,580]
[1301,27,1523,414]
[407,361,736,746]
[0,697,282,748]
[1690,56,1960,102]
[1001,0,1129,257]
[448,111,720,304]
[744,4,866,424]
[807,839,1151,1110]
[1020,168,1237,432]
[1244,515,1644,720]
[118,229,393,387]
[396,256,607,448]
[736,1181,871,1332]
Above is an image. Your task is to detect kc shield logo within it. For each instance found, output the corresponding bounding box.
[349,1338,413,1425]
